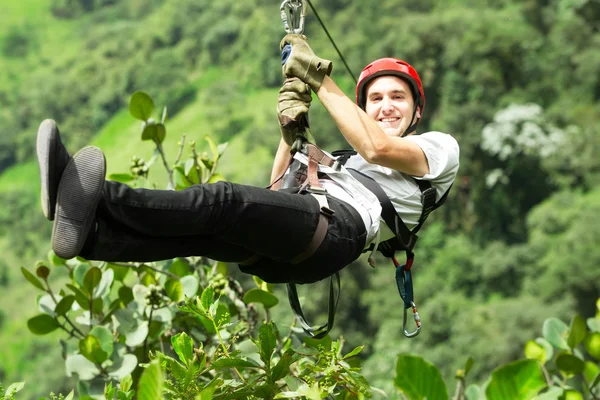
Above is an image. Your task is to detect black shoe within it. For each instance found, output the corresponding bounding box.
[52,146,106,259]
[36,119,71,221]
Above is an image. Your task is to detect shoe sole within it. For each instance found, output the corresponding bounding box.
[52,146,106,259]
[36,119,61,220]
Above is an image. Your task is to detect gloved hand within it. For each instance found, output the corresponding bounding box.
[277,77,315,146]
[280,34,332,93]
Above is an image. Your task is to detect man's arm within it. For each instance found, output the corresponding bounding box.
[270,138,292,190]
[315,76,429,177]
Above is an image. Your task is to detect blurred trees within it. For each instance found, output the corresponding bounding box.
[1,0,599,396]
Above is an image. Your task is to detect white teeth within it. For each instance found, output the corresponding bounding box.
[381,118,398,123]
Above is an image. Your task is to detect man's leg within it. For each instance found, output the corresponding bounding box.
[81,214,255,263]
[90,179,322,262]
[50,146,324,262]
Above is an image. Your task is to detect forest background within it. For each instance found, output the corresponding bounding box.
[0,0,599,398]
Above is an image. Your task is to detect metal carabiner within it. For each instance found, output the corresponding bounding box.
[403,301,421,338]
[280,0,305,34]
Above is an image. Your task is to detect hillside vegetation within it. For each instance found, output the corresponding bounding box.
[0,0,599,398]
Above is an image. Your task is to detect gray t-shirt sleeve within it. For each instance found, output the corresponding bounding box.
[405,131,460,184]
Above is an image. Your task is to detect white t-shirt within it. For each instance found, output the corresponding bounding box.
[289,131,460,244]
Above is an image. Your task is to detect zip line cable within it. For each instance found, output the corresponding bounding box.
[305,0,357,84]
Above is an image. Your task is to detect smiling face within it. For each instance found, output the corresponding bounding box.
[364,75,421,137]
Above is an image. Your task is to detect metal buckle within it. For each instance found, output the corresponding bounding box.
[280,0,305,34]
[403,301,421,338]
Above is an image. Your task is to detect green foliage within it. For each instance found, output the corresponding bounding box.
[16,92,380,399]
[2,0,600,397]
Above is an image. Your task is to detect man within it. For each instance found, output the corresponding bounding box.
[36,35,459,285]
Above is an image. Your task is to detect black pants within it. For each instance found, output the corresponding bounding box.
[80,180,367,284]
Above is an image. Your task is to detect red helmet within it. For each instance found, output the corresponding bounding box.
[355,58,425,120]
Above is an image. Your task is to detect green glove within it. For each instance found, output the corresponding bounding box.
[280,34,333,92]
[277,77,315,146]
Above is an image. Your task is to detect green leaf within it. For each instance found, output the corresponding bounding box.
[533,387,564,400]
[137,359,163,400]
[200,287,215,312]
[74,263,91,287]
[584,361,599,384]
[173,165,192,189]
[584,332,600,360]
[79,335,109,364]
[165,279,183,302]
[107,355,138,381]
[588,317,600,333]
[39,293,60,316]
[120,375,133,392]
[542,318,570,350]
[118,286,134,305]
[342,345,364,360]
[243,288,279,309]
[304,334,332,350]
[55,295,76,316]
[272,349,300,382]
[92,297,103,314]
[564,391,584,400]
[93,268,114,299]
[129,92,154,121]
[125,321,149,347]
[208,173,226,183]
[48,250,67,266]
[536,338,554,361]
[258,322,277,369]
[5,382,25,396]
[465,384,484,400]
[195,379,220,400]
[180,275,199,298]
[485,359,546,400]
[27,314,60,335]
[556,353,585,375]
[205,135,220,163]
[568,315,587,349]
[83,267,102,295]
[394,354,448,400]
[21,267,45,291]
[211,357,261,369]
[464,357,475,376]
[217,142,228,157]
[108,263,130,282]
[89,326,114,357]
[252,384,276,399]
[108,173,134,183]
[525,340,548,364]
[141,122,166,144]
[66,354,101,381]
[172,332,194,367]
[67,283,90,310]
[168,258,191,277]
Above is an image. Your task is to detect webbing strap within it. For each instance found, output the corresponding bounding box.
[286,272,340,339]
[347,168,417,249]
[290,194,331,264]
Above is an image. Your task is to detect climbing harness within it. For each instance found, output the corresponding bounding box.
[272,137,341,339]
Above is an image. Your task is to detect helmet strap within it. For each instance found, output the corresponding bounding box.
[401,102,420,137]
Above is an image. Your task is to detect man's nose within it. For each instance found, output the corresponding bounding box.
[381,96,394,112]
